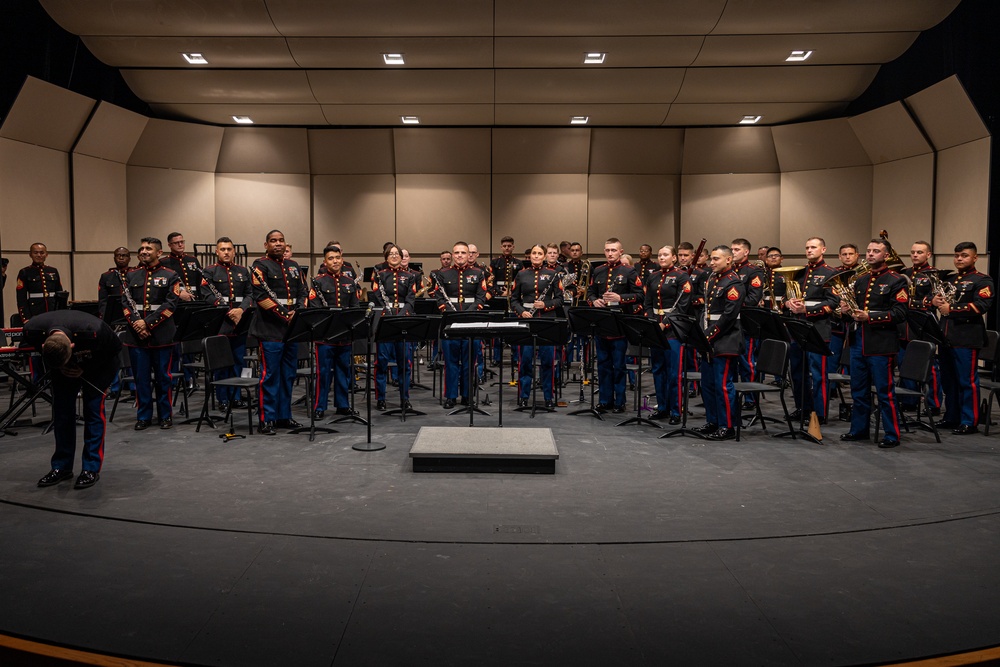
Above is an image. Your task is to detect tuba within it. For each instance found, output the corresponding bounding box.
[879,230,906,270]
[771,266,805,304]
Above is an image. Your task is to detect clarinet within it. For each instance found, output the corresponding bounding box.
[528,271,575,317]
[432,272,457,312]
[252,265,296,318]
[312,277,329,307]
[202,271,227,306]
[373,269,395,313]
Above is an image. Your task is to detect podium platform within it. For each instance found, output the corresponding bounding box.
[409,426,558,473]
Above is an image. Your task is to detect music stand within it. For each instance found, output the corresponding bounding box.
[347,307,387,452]
[0,356,54,436]
[375,315,436,421]
[318,307,373,429]
[739,307,790,428]
[777,316,830,444]
[274,307,339,440]
[506,318,568,418]
[171,306,229,424]
[659,314,714,440]
[441,310,505,425]
[903,310,947,433]
[566,307,622,420]
[415,299,443,395]
[102,296,126,326]
[613,314,669,429]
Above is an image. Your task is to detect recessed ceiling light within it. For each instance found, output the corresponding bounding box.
[583,52,606,64]
[182,53,208,65]
[570,116,589,125]
[785,50,813,62]
[232,116,254,124]
[383,53,405,65]
[401,116,420,124]
[739,115,762,125]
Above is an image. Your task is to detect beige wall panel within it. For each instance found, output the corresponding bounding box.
[313,175,396,255]
[906,75,989,151]
[73,155,128,252]
[128,118,224,172]
[216,128,310,174]
[396,174,491,255]
[492,129,590,174]
[680,173,780,249]
[871,154,934,245]
[848,102,931,165]
[589,129,684,175]
[779,167,873,254]
[0,77,94,152]
[682,127,779,174]
[393,129,491,174]
[126,166,216,250]
[588,175,678,254]
[215,174,311,255]
[491,174,588,252]
[934,138,990,252]
[74,102,148,163]
[308,129,395,175]
[772,118,871,172]
[72,253,117,302]
[0,139,72,252]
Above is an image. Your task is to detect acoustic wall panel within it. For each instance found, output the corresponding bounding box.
[72,253,116,301]
[681,127,779,174]
[0,77,94,152]
[871,154,934,246]
[588,175,679,255]
[772,118,871,172]
[680,173,780,250]
[934,138,990,253]
[393,128,491,174]
[308,129,395,175]
[848,102,931,165]
[215,174,311,255]
[126,166,216,251]
[492,129,590,174]
[396,174,491,255]
[589,129,684,175]
[74,102,148,163]
[492,174,588,254]
[216,128,310,174]
[779,167,873,254]
[313,175,396,254]
[906,75,989,151]
[0,138,72,252]
[73,154,128,252]
[128,118,224,172]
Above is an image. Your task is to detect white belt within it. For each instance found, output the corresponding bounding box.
[653,308,674,315]
[218,296,230,304]
[137,303,163,311]
[708,314,739,322]
[447,297,466,303]
[27,293,50,299]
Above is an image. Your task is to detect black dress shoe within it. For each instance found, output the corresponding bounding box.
[517,398,528,408]
[333,408,355,418]
[443,398,456,409]
[460,397,469,406]
[935,419,958,429]
[134,419,151,431]
[612,405,626,414]
[649,410,670,421]
[878,438,901,448]
[218,402,230,414]
[277,418,303,428]
[694,423,718,435]
[544,399,556,409]
[839,431,870,441]
[403,401,412,410]
[376,400,386,411]
[37,469,74,487]
[159,418,173,430]
[313,409,325,419]
[668,415,681,425]
[709,427,736,441]
[233,399,249,409]
[952,424,979,435]
[74,470,99,489]
[595,403,610,412]
[258,421,276,435]
[787,409,803,422]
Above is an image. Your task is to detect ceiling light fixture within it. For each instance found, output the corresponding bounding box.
[182,53,208,65]
[570,116,589,125]
[401,116,420,124]
[232,116,254,124]
[785,50,813,62]
[583,52,606,64]
[739,115,762,125]
[383,53,405,65]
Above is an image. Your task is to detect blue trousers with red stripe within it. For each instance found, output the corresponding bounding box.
[50,364,117,473]
[215,334,247,404]
[443,338,470,400]
[702,354,738,428]
[314,343,351,411]
[789,342,830,419]
[849,342,901,440]
[650,338,684,417]
[738,335,758,404]
[940,346,980,427]
[518,344,556,401]
[129,345,173,422]
[258,341,298,422]
[376,341,410,401]
[596,337,628,407]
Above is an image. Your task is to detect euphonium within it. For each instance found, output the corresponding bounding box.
[772,266,805,301]
[879,230,906,269]
[928,270,957,305]
[826,270,860,312]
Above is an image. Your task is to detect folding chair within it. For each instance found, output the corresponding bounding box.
[877,340,940,443]
[734,338,794,442]
[196,335,257,436]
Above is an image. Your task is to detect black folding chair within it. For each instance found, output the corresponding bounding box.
[978,331,1000,434]
[196,335,257,436]
[877,339,940,443]
[734,338,793,441]
[107,342,135,423]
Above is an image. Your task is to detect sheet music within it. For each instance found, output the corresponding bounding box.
[445,321,528,331]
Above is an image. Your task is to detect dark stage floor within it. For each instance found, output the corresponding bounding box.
[1,374,999,666]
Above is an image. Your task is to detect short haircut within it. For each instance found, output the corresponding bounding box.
[323,245,342,256]
[453,241,469,249]
[327,240,339,247]
[440,250,452,256]
[712,244,733,256]
[913,240,932,252]
[640,244,653,252]
[839,243,858,252]
[560,240,570,248]
[766,247,783,255]
[605,237,622,246]
[569,242,582,249]
[114,246,130,253]
[140,236,162,249]
[501,236,514,244]
[806,237,826,246]
[216,237,233,245]
[955,241,978,254]
[265,229,283,241]
[167,232,182,243]
[546,243,559,251]
[677,242,694,251]
[868,239,889,251]
[731,238,751,251]
[42,333,72,369]
[382,241,395,251]
[30,242,46,250]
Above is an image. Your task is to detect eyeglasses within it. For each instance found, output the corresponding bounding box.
[387,251,401,257]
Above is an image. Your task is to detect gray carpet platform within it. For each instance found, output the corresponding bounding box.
[1,383,999,666]
[410,426,558,473]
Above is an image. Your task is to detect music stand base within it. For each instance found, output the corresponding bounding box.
[568,407,605,420]
[659,428,709,440]
[352,440,386,452]
[616,416,663,429]
[383,408,426,417]
[448,405,490,417]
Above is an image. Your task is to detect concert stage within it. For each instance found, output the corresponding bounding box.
[1,384,999,666]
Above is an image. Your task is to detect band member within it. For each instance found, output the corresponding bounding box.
[544,243,564,272]
[636,244,656,282]
[511,244,565,408]
[433,241,488,409]
[644,245,691,424]
[310,245,361,419]
[898,241,943,414]
[490,236,522,299]
[24,310,121,490]
[783,237,838,423]
[731,238,765,407]
[161,232,202,302]
[934,242,994,435]
[698,246,745,440]
[757,246,769,261]
[677,242,710,394]
[558,240,571,264]
[201,237,252,412]
[763,247,786,310]
[467,242,491,378]
[839,239,909,447]
[97,247,131,320]
[372,244,418,411]
[250,230,308,434]
[121,237,181,430]
[830,243,860,364]
[586,237,644,413]
[16,242,64,324]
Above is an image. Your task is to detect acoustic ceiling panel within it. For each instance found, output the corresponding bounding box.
[589,129,684,175]
[74,102,149,163]
[308,129,395,174]
[675,66,879,103]
[82,36,297,68]
[772,118,872,171]
[492,129,591,174]
[496,69,684,104]
[40,0,279,36]
[0,77,95,152]
[216,128,310,174]
[494,36,703,68]
[393,128,491,174]
[122,70,316,104]
[127,118,224,171]
[320,105,495,126]
[287,37,493,68]
[494,105,670,127]
[693,33,920,66]
[308,70,494,104]
[149,103,330,126]
[713,0,961,34]
[494,0,728,36]
[905,75,990,150]
[682,127,779,174]
[848,102,932,164]
[663,103,845,127]
[265,0,494,36]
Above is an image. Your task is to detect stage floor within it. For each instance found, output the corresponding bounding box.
[1,378,999,666]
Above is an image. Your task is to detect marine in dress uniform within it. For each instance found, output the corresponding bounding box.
[201,237,253,411]
[644,246,691,424]
[731,239,765,405]
[511,245,565,408]
[250,230,308,434]
[433,242,488,409]
[121,237,181,430]
[635,245,656,284]
[586,238,644,413]
[25,310,122,490]
[898,242,943,414]
[97,247,131,320]
[698,246,745,441]
[829,244,861,367]
[839,240,909,447]
[677,243,709,394]
[309,246,361,419]
[161,232,203,386]
[15,243,64,324]
[934,242,994,434]
[490,237,524,365]
[372,245,418,411]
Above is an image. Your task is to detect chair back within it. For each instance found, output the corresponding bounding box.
[979,330,999,363]
[180,338,203,356]
[202,335,236,373]
[756,338,789,378]
[898,340,933,383]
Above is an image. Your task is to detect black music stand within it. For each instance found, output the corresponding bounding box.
[172,306,229,423]
[102,296,126,326]
[659,314,713,440]
[0,359,54,436]
[349,306,386,452]
[507,318,568,418]
[615,314,668,429]
[739,307,790,428]
[777,316,830,444]
[375,315,435,421]
[441,310,505,425]
[903,310,948,433]
[415,299,444,395]
[319,307,372,428]
[566,307,621,420]
[279,307,341,440]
